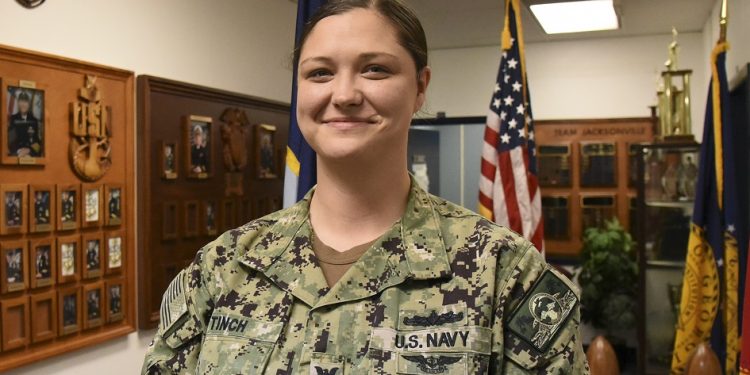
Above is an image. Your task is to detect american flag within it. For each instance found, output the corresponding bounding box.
[478,0,543,252]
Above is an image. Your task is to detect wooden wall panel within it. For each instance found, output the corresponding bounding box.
[137,75,289,329]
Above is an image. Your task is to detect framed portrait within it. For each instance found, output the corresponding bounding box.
[1,295,30,351]
[83,282,104,330]
[30,237,56,289]
[105,184,123,226]
[30,184,55,233]
[162,201,178,240]
[58,286,81,336]
[1,80,46,165]
[57,184,80,231]
[184,115,212,179]
[0,183,27,235]
[57,235,80,284]
[184,200,199,238]
[202,200,217,236]
[1,240,28,293]
[105,279,125,323]
[30,290,57,344]
[105,231,124,275]
[160,140,178,179]
[254,124,277,179]
[81,184,102,228]
[82,232,103,279]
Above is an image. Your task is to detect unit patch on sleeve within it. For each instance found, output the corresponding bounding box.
[506,269,579,352]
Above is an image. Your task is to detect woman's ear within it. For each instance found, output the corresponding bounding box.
[414,66,431,113]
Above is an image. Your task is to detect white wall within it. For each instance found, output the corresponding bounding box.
[0,1,296,374]
[425,32,709,137]
[702,0,750,88]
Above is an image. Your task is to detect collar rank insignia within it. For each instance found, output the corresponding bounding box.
[403,310,464,327]
[313,366,339,375]
[507,269,579,352]
[402,355,462,374]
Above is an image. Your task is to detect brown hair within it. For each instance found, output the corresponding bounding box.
[293,0,428,74]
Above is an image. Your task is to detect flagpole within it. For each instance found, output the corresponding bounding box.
[719,0,728,42]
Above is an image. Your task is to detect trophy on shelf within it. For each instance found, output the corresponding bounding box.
[656,28,696,143]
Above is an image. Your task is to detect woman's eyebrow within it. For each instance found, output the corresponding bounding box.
[299,52,399,66]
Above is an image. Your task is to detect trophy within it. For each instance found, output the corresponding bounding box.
[656,28,696,143]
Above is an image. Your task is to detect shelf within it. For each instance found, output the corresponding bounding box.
[646,260,685,269]
[645,200,694,208]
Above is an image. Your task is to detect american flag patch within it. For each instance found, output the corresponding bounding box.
[160,270,188,332]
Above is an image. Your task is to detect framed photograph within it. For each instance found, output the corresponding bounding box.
[0,183,27,235]
[30,290,57,344]
[30,184,55,232]
[30,237,56,289]
[57,184,80,231]
[160,140,178,179]
[202,200,217,236]
[1,240,28,293]
[184,115,212,179]
[58,286,81,336]
[255,124,277,179]
[57,235,80,284]
[221,199,236,232]
[2,81,46,165]
[184,200,199,238]
[105,231,124,275]
[162,201,178,240]
[104,184,123,226]
[1,295,30,350]
[81,184,102,228]
[105,279,125,323]
[83,282,104,330]
[580,142,617,187]
[82,232,103,279]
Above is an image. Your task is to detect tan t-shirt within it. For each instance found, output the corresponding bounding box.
[312,233,375,287]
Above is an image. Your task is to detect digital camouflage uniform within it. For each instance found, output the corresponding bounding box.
[143,180,589,374]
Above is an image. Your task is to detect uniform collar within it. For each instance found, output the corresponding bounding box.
[238,176,453,307]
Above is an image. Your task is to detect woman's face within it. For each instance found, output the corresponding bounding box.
[296,8,429,161]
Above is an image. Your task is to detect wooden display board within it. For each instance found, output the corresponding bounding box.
[0,44,135,371]
[137,75,289,329]
[535,117,655,258]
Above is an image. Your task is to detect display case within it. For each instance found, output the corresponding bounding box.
[635,142,699,375]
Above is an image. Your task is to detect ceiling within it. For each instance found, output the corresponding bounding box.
[405,0,716,49]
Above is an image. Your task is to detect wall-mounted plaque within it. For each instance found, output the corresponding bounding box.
[628,143,640,187]
[184,201,199,238]
[30,290,57,344]
[81,184,102,228]
[69,75,112,182]
[202,200,217,236]
[2,80,46,166]
[161,201,178,241]
[581,195,617,230]
[83,282,104,330]
[185,115,212,179]
[106,279,124,323]
[1,240,28,293]
[105,231,124,275]
[1,295,30,350]
[221,199,236,232]
[159,141,178,179]
[538,145,571,187]
[57,235,80,284]
[58,286,80,336]
[105,184,123,226]
[30,184,54,233]
[542,196,570,240]
[1,184,27,235]
[29,238,55,289]
[82,232,103,279]
[580,142,617,187]
[57,184,80,231]
[255,124,278,179]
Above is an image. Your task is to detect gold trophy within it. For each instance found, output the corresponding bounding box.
[656,28,696,143]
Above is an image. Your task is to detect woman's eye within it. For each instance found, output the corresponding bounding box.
[363,65,390,78]
[306,69,332,81]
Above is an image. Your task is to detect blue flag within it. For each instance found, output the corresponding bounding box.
[283,0,326,207]
[671,41,743,374]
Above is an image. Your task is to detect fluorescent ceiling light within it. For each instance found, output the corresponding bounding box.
[530,0,619,34]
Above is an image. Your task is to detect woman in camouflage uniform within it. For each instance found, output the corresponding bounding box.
[143,1,588,373]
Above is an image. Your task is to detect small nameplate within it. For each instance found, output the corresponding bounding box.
[18,156,37,165]
[19,80,36,88]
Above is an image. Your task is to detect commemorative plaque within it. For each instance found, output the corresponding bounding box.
[580,142,616,187]
[538,145,571,187]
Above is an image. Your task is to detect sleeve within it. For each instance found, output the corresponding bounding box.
[489,240,589,374]
[142,249,215,374]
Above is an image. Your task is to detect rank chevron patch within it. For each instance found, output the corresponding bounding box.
[506,269,578,352]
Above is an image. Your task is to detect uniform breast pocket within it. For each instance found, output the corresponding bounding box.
[197,313,284,375]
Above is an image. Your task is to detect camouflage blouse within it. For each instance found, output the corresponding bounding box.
[142,180,589,374]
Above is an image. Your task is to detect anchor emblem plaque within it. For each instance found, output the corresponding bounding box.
[69,75,112,181]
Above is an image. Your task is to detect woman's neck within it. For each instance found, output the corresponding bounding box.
[309,154,410,251]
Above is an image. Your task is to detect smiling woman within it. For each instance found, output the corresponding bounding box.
[142,1,588,374]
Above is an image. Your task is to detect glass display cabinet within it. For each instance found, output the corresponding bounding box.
[634,142,699,375]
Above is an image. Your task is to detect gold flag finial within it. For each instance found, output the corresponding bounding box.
[719,0,728,42]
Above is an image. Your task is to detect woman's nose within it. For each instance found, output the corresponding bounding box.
[331,75,363,108]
